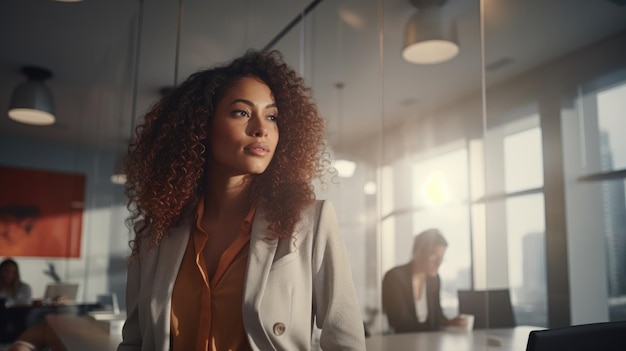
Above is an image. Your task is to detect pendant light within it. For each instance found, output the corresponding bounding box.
[402,0,459,65]
[8,66,56,126]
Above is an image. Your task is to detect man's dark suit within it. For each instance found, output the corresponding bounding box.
[382,263,448,333]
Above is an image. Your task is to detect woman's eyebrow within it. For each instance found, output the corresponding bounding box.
[229,99,277,109]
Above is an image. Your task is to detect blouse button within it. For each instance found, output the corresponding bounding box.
[273,322,286,336]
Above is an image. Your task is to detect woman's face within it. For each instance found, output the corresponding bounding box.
[0,263,17,285]
[425,245,446,277]
[209,76,279,177]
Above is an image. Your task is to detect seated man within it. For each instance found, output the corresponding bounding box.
[382,228,466,333]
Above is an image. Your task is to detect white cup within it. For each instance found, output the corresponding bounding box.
[459,314,475,331]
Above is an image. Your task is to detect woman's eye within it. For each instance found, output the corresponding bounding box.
[267,114,278,121]
[232,110,249,117]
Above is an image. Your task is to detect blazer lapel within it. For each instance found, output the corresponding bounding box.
[243,207,279,350]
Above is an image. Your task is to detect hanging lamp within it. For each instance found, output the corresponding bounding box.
[8,65,56,126]
[402,0,459,65]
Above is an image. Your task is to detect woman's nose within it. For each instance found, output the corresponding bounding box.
[249,117,269,137]
[252,127,268,137]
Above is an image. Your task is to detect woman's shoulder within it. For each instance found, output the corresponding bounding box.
[306,199,335,217]
[296,199,338,229]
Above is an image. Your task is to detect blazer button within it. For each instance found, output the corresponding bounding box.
[273,322,286,336]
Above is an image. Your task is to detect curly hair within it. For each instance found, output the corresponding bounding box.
[124,49,328,255]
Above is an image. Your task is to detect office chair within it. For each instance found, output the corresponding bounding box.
[525,321,626,351]
[457,289,516,329]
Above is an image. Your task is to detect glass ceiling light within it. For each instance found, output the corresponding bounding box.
[335,159,357,178]
[111,152,128,185]
[403,0,459,65]
[8,66,56,126]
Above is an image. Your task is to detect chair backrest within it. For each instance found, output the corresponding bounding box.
[526,321,626,351]
[457,289,516,329]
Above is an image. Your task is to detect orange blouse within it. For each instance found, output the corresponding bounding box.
[171,200,255,351]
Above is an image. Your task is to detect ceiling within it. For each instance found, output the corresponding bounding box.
[2,0,626,155]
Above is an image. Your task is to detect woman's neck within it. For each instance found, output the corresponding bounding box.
[203,174,253,221]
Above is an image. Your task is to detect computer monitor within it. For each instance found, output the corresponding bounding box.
[43,283,79,302]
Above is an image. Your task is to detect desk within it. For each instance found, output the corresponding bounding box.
[46,314,122,351]
[366,326,543,351]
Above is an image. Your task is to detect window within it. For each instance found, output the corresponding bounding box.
[412,147,472,316]
[480,115,548,327]
[595,82,626,172]
[577,72,626,321]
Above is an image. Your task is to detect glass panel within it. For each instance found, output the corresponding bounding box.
[606,178,626,321]
[564,69,626,325]
[411,147,472,317]
[602,177,626,321]
[471,203,487,289]
[273,0,385,337]
[596,82,626,171]
[412,207,472,317]
[469,139,486,202]
[579,71,626,174]
[505,193,548,327]
[412,148,469,208]
[377,0,484,336]
[484,0,626,329]
[0,0,139,310]
[504,126,544,193]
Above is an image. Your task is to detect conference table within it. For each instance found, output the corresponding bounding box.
[366,325,543,351]
[45,314,541,351]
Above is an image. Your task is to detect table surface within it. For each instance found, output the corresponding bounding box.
[46,314,122,351]
[46,315,541,351]
[366,325,544,351]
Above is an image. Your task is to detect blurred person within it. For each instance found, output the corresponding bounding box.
[117,49,365,351]
[0,258,32,307]
[382,228,466,333]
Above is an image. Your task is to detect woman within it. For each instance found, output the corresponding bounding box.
[0,258,32,307]
[117,50,365,351]
[382,228,466,333]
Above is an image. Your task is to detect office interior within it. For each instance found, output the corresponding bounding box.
[1,0,625,341]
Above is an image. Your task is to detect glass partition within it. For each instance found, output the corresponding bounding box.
[483,0,626,328]
[0,0,140,310]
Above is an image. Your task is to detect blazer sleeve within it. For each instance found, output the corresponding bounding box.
[311,201,366,350]
[118,254,142,351]
[382,268,415,333]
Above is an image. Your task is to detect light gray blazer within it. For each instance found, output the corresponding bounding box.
[117,200,366,351]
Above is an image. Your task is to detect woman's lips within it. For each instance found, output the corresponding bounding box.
[244,142,270,156]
